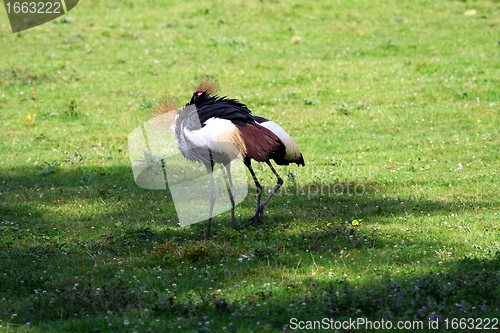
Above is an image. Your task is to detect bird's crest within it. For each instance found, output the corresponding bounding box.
[151,95,178,117]
[150,96,179,131]
[191,75,219,96]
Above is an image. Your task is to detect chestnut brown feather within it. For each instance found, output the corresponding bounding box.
[236,124,286,163]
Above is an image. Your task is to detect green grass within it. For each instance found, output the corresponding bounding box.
[1,0,500,331]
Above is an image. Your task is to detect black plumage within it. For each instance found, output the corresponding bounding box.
[189,91,256,127]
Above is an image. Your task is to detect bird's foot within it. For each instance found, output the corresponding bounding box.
[249,206,264,225]
[204,230,213,241]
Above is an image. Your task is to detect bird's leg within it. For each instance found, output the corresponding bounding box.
[252,161,283,223]
[205,163,216,240]
[244,159,263,223]
[224,163,236,229]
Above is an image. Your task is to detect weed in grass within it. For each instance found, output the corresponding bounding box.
[304,98,321,106]
[0,67,47,86]
[61,148,85,164]
[21,110,36,127]
[138,94,154,110]
[335,102,370,116]
[36,161,60,176]
[65,99,79,117]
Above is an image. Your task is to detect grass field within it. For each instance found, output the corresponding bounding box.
[1,0,500,331]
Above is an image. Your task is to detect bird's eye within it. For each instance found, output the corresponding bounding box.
[192,91,203,100]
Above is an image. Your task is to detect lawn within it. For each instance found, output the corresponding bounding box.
[1,0,499,332]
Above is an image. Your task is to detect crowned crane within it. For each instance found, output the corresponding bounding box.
[156,77,304,240]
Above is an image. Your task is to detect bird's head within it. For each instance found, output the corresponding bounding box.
[188,75,219,105]
[189,90,205,104]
